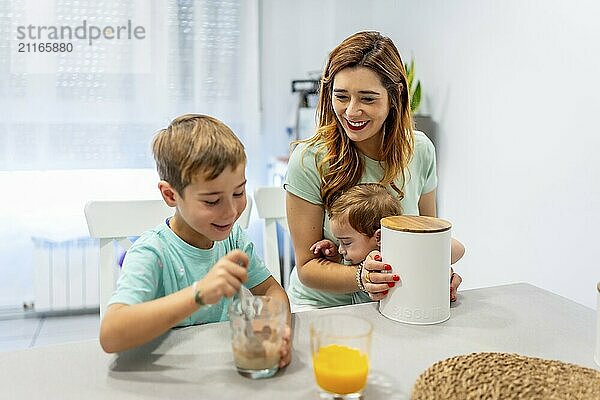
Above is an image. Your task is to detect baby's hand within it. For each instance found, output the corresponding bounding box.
[310,239,338,258]
[195,250,248,305]
[278,325,292,368]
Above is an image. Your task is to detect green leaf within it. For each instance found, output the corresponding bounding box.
[406,60,415,89]
[411,81,421,113]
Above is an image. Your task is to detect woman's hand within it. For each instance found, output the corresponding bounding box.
[361,250,399,301]
[362,250,463,302]
[450,268,462,302]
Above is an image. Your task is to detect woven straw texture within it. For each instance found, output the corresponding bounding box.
[411,352,600,400]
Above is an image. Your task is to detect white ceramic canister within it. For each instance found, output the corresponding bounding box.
[379,216,452,324]
[595,281,600,367]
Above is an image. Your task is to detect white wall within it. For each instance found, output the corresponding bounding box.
[260,0,600,308]
[260,0,335,160]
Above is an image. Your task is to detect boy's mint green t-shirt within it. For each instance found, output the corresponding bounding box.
[108,223,271,326]
[284,130,438,308]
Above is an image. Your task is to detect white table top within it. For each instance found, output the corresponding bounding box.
[2,283,598,399]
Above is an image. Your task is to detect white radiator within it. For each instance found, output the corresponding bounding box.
[32,237,100,311]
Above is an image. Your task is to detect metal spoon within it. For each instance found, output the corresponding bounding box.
[239,285,255,323]
[238,285,266,357]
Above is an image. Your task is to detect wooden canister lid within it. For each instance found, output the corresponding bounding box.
[381,215,452,233]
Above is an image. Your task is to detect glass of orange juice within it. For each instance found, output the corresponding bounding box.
[310,314,373,399]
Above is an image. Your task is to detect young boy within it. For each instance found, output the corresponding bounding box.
[99,114,292,368]
[311,183,464,302]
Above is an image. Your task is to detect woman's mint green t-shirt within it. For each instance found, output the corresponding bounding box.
[283,131,437,308]
[108,223,271,326]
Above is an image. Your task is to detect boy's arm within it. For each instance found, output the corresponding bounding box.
[250,276,291,323]
[100,251,248,353]
[100,287,200,353]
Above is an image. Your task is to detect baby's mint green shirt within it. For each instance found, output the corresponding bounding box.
[284,131,438,308]
[108,223,271,326]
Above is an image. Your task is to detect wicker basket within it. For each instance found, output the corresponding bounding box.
[411,352,600,400]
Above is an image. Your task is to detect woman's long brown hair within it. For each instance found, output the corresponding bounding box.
[299,31,414,210]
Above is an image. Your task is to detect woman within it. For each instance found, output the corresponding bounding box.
[284,31,464,310]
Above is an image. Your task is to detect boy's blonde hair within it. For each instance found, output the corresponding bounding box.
[328,183,401,237]
[152,114,246,195]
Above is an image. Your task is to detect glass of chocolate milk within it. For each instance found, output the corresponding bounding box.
[228,295,285,379]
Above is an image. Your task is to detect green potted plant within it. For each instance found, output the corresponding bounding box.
[405,59,422,114]
[405,59,436,144]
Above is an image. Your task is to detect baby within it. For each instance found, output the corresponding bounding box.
[311,183,464,301]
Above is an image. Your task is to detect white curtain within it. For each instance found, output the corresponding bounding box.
[0,0,260,307]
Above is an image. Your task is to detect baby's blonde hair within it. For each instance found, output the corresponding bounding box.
[152,114,246,195]
[328,183,401,237]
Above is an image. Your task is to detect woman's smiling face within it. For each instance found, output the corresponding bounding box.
[332,66,390,154]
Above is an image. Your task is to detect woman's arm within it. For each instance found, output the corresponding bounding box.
[418,189,437,217]
[418,189,465,264]
[417,189,464,301]
[451,239,465,264]
[286,192,358,293]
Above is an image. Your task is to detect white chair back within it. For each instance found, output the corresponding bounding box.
[254,186,292,288]
[84,197,252,317]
